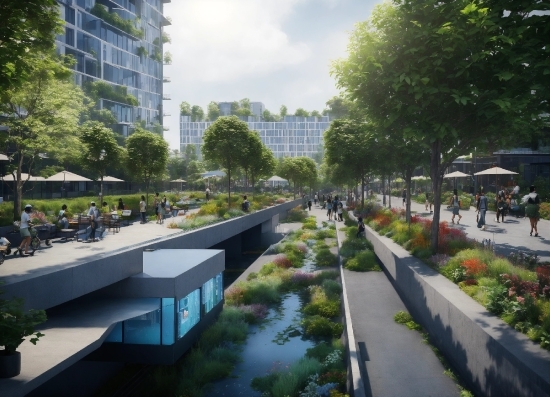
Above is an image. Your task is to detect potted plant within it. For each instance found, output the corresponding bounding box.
[0,289,46,378]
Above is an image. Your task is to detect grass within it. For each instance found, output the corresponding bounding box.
[344,250,381,272]
[315,248,338,267]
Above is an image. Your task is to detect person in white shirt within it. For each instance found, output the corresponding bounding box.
[16,204,33,256]
[87,201,100,242]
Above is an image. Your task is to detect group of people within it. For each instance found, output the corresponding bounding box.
[153,193,172,224]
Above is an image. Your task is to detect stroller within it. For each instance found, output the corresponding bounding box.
[0,237,12,265]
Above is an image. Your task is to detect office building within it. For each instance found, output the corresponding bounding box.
[55,0,170,137]
[180,112,331,158]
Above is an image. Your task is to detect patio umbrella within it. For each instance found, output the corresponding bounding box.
[267,175,287,182]
[474,166,517,193]
[46,171,92,182]
[444,171,471,190]
[102,176,125,182]
[201,170,226,178]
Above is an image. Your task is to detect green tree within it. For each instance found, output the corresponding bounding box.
[230,101,240,115]
[187,160,206,189]
[167,154,187,181]
[126,128,169,205]
[79,122,124,197]
[311,110,322,117]
[202,116,251,206]
[207,101,220,121]
[0,54,85,220]
[294,108,309,117]
[191,105,204,122]
[250,146,277,193]
[237,98,252,117]
[262,109,277,122]
[184,144,198,162]
[277,157,317,198]
[323,96,352,119]
[280,105,288,118]
[180,101,191,116]
[332,1,543,251]
[239,130,264,191]
[0,0,62,93]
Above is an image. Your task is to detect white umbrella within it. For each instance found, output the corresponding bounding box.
[411,176,430,180]
[170,178,187,183]
[267,176,287,182]
[46,171,92,182]
[101,176,124,182]
[443,171,470,178]
[474,167,517,193]
[201,170,226,178]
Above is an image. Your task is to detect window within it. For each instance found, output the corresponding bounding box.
[202,273,223,314]
[178,289,200,338]
[123,308,161,345]
[65,27,75,46]
[161,298,175,345]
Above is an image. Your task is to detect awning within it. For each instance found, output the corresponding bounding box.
[443,171,470,178]
[46,171,92,182]
[101,176,125,182]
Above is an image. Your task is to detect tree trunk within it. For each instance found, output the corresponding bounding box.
[13,158,24,222]
[361,176,365,209]
[388,176,392,208]
[429,140,443,253]
[382,175,386,207]
[405,168,413,224]
[228,169,232,207]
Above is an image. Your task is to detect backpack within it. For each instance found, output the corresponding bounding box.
[242,201,250,211]
[358,222,365,232]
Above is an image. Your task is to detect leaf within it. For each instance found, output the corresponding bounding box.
[420,77,430,85]
[497,71,514,81]
[405,77,411,85]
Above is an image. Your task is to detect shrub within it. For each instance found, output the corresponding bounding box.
[313,271,340,284]
[302,217,318,230]
[302,315,343,337]
[394,311,422,331]
[344,250,380,272]
[283,206,307,223]
[340,237,373,258]
[273,254,293,269]
[291,271,316,287]
[306,342,336,362]
[259,262,277,276]
[242,278,282,305]
[316,248,338,267]
[237,304,268,324]
[461,258,487,278]
[303,300,340,318]
[322,279,342,296]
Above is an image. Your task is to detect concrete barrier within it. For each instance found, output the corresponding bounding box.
[348,212,550,397]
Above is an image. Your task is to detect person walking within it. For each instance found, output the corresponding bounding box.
[357,217,365,238]
[15,204,33,256]
[87,201,100,242]
[451,189,462,224]
[337,200,343,221]
[314,194,318,206]
[477,191,488,230]
[154,192,161,224]
[526,185,540,237]
[326,199,333,220]
[205,187,210,202]
[139,195,147,224]
[307,199,312,211]
[496,196,506,223]
[402,188,406,207]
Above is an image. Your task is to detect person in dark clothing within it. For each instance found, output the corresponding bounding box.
[496,196,506,223]
[526,185,540,236]
[477,191,488,230]
[357,217,365,238]
[117,198,124,210]
[307,199,312,211]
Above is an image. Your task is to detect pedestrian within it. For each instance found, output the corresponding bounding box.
[496,196,506,223]
[425,192,430,211]
[58,204,69,229]
[205,187,210,202]
[307,199,312,211]
[87,201,100,242]
[402,188,406,207]
[117,198,125,210]
[337,201,343,221]
[139,195,147,224]
[357,216,365,238]
[154,192,161,223]
[526,185,540,237]
[451,189,462,224]
[477,190,488,230]
[322,194,325,203]
[314,194,318,205]
[333,197,338,221]
[326,199,333,220]
[15,204,33,256]
[241,195,250,212]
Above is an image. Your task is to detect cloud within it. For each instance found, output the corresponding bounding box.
[165,0,311,83]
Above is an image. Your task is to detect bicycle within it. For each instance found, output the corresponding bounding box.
[12,222,44,256]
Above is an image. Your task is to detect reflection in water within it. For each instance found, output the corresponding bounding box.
[205,293,315,397]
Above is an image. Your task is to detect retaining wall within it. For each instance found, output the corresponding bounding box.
[349,212,550,397]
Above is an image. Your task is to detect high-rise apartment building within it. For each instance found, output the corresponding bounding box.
[180,113,331,158]
[55,0,170,137]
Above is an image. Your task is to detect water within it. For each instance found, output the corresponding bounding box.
[205,293,316,397]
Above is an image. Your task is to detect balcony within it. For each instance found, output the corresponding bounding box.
[162,94,171,100]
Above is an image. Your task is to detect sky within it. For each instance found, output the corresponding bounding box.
[162,0,382,150]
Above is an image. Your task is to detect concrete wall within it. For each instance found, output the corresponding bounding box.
[5,199,301,311]
[361,223,550,397]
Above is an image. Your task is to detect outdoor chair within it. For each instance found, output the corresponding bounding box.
[107,214,121,234]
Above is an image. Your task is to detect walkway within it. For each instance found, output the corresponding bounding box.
[381,194,549,262]
[307,203,460,397]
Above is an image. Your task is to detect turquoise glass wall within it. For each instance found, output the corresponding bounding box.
[202,273,223,314]
[178,289,200,338]
[162,298,175,345]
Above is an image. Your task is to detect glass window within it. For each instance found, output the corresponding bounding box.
[105,322,122,342]
[202,273,223,314]
[123,307,161,345]
[161,298,175,345]
[178,289,200,338]
[65,27,75,46]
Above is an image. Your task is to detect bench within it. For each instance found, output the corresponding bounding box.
[120,210,133,226]
[57,229,77,242]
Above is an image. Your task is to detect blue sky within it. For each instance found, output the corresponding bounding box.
[162,0,381,149]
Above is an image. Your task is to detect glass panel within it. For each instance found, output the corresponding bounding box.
[161,298,175,345]
[202,272,223,315]
[178,289,200,339]
[105,321,122,343]
[123,307,161,345]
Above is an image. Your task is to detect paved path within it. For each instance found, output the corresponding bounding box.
[382,194,550,262]
[306,203,460,397]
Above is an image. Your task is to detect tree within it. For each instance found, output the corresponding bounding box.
[0,0,62,93]
[237,98,252,117]
[239,130,263,191]
[0,54,85,221]
[277,157,317,198]
[207,101,220,121]
[230,101,240,115]
[202,116,251,206]
[184,144,198,162]
[79,122,124,197]
[311,110,322,117]
[126,128,169,205]
[294,108,309,117]
[250,146,276,193]
[191,105,204,122]
[332,0,543,252]
[280,105,288,118]
[262,109,277,122]
[323,96,352,119]
[180,101,191,116]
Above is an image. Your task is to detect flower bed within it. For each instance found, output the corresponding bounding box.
[351,205,550,352]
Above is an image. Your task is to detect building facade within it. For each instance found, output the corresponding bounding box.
[55,0,169,137]
[180,114,331,158]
